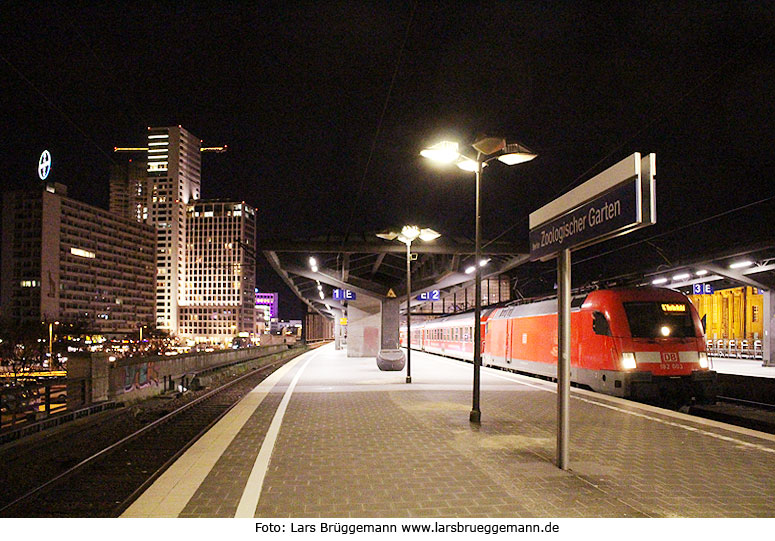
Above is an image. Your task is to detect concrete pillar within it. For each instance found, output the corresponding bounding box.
[334,316,342,350]
[764,290,774,367]
[377,298,405,371]
[346,296,381,357]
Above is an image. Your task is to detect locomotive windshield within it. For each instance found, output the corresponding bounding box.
[622,302,697,338]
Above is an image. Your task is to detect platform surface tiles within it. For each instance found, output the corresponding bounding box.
[122,343,775,518]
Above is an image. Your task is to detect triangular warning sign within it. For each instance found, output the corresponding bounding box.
[386,288,397,298]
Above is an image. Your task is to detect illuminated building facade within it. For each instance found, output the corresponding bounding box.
[255,291,279,332]
[178,200,256,344]
[1,182,156,332]
[145,126,201,334]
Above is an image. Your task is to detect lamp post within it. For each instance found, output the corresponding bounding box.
[48,321,59,371]
[377,225,441,383]
[421,137,536,422]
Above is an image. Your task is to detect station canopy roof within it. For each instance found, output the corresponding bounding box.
[260,234,775,320]
[258,232,528,319]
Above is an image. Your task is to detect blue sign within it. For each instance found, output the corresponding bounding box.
[333,289,356,300]
[530,179,639,260]
[416,290,441,301]
[692,283,714,295]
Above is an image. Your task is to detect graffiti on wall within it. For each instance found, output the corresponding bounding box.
[124,362,159,392]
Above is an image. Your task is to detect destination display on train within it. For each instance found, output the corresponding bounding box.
[529,178,639,260]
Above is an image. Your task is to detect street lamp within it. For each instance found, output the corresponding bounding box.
[377,225,441,383]
[48,321,59,371]
[421,136,536,422]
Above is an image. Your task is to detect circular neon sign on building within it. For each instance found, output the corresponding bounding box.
[38,150,51,180]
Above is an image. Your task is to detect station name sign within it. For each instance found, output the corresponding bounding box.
[529,153,656,261]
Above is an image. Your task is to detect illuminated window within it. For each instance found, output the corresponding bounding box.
[70,247,96,259]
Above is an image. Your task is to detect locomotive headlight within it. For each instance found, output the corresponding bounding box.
[621,352,637,370]
[698,352,709,368]
[660,326,671,337]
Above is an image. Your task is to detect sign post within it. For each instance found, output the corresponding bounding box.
[529,152,656,470]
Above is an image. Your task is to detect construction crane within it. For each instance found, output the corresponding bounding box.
[114,145,228,153]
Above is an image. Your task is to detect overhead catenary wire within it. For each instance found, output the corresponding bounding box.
[0,52,117,165]
[484,23,773,252]
[339,1,418,253]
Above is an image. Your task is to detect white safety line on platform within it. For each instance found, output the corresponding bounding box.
[120,348,317,518]
[234,348,319,518]
[423,350,775,450]
[573,395,775,454]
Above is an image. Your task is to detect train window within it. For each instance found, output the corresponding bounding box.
[623,302,697,338]
[592,311,611,336]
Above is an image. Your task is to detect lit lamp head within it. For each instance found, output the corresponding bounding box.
[422,137,536,170]
[497,143,537,165]
[419,141,460,163]
[376,226,441,245]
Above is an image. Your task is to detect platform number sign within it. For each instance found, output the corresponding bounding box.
[333,289,356,300]
[416,290,440,301]
[692,283,713,295]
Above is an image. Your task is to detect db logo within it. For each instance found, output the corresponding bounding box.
[660,352,679,362]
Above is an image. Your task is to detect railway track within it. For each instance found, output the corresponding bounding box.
[0,354,297,517]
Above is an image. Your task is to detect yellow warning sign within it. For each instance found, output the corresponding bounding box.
[340,317,348,326]
[386,288,396,298]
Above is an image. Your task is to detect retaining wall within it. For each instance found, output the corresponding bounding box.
[68,344,301,405]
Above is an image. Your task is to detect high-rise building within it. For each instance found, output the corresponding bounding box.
[1,182,156,333]
[178,200,256,344]
[109,155,148,222]
[106,125,256,344]
[145,126,201,334]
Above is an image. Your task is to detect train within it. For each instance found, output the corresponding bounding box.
[400,287,717,403]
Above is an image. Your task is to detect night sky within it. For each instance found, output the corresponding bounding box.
[2,1,774,318]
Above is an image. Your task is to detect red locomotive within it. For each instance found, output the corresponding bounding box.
[401,287,716,403]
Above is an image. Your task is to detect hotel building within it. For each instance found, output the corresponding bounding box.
[178,200,257,344]
[1,182,156,333]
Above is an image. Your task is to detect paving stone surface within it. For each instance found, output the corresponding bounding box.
[175,346,775,518]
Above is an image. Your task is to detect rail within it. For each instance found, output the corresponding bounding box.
[0,401,121,446]
[0,353,297,517]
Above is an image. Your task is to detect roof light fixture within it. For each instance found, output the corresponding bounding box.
[729,260,753,269]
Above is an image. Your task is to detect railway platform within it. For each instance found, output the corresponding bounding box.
[122,343,775,518]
